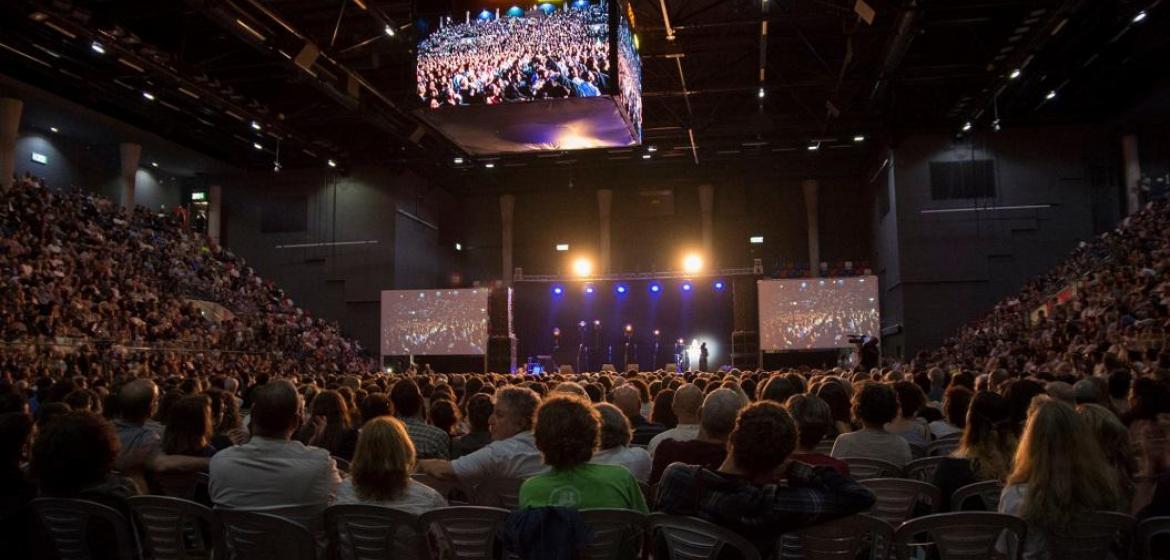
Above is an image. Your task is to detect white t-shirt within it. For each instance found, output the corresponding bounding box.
[590,445,652,483]
[334,478,447,514]
[647,424,701,456]
[450,431,549,484]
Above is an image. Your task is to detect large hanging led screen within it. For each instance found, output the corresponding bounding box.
[413,1,642,154]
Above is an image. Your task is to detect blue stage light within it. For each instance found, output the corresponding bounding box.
[649,283,661,293]
[552,286,564,296]
[585,285,595,294]
[616,285,627,294]
[713,280,725,291]
[681,282,693,292]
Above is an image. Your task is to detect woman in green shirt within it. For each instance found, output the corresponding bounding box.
[519,395,647,512]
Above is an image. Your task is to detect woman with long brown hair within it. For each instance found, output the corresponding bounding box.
[334,416,446,512]
[299,390,358,460]
[999,397,1127,559]
[932,391,1016,510]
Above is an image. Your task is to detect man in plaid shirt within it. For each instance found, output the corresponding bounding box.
[656,401,875,557]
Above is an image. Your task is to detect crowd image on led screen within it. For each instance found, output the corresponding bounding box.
[382,291,488,355]
[616,11,643,139]
[416,2,611,108]
[760,279,881,351]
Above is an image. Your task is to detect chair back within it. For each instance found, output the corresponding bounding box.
[950,480,1003,511]
[648,513,761,560]
[217,509,316,560]
[332,457,351,474]
[324,504,420,560]
[927,437,960,457]
[128,495,224,560]
[418,506,510,560]
[893,512,1026,560]
[31,498,138,560]
[839,458,903,480]
[470,477,524,509]
[814,439,836,456]
[1047,511,1134,560]
[579,509,647,560]
[904,457,946,482]
[859,478,940,525]
[1137,516,1170,560]
[908,443,926,460]
[777,514,893,560]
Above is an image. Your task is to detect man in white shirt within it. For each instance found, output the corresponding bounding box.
[417,386,547,485]
[648,383,704,456]
[210,380,340,536]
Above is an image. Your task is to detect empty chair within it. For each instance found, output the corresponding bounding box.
[128,495,224,560]
[859,478,940,525]
[777,513,894,560]
[470,477,525,509]
[950,480,1004,512]
[839,458,902,480]
[31,498,138,560]
[648,513,761,560]
[1046,511,1134,560]
[1137,516,1170,560]
[580,509,648,560]
[927,437,960,458]
[893,512,1026,560]
[904,457,946,482]
[217,510,316,560]
[325,504,420,560]
[418,506,510,560]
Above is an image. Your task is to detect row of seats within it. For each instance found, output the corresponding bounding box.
[29,495,1170,560]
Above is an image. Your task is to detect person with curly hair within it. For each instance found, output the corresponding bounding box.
[656,401,874,556]
[830,382,913,467]
[519,395,647,511]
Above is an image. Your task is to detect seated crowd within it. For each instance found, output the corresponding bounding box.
[0,176,1168,559]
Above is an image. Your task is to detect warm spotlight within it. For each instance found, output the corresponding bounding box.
[682,253,703,274]
[571,257,593,277]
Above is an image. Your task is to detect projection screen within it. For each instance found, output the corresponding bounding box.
[757,277,880,351]
[380,289,489,356]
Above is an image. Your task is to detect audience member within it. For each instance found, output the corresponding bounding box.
[591,402,652,483]
[932,391,1016,510]
[887,381,931,448]
[786,393,849,476]
[335,416,447,513]
[929,385,971,439]
[650,388,746,484]
[647,383,703,455]
[391,380,450,459]
[831,383,913,467]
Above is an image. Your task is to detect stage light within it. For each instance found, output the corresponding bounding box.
[593,320,600,327]
[484,163,495,168]
[91,41,105,54]
[749,235,764,244]
[253,142,263,151]
[642,154,651,160]
[853,135,865,143]
[578,320,586,328]
[653,329,660,336]
[615,285,627,294]
[681,282,693,292]
[758,87,765,99]
[556,243,570,252]
[571,257,593,277]
[327,159,337,168]
[453,157,464,164]
[553,327,560,336]
[713,280,725,291]
[50,127,59,133]
[649,283,661,293]
[251,121,261,131]
[807,142,820,151]
[584,285,595,294]
[677,338,685,345]
[552,286,564,296]
[142,91,155,101]
[1045,90,1056,100]
[962,121,972,132]
[384,24,396,37]
[624,324,633,333]
[1134,11,1147,23]
[647,145,658,152]
[1009,68,1021,79]
[682,253,703,274]
[151,162,158,168]
[454,243,462,251]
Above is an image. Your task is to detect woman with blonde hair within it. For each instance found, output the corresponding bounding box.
[998,397,1126,559]
[334,416,447,514]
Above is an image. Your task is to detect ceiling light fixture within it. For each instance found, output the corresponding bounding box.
[327,159,337,168]
[1133,11,1147,23]
[385,24,396,37]
[141,91,155,101]
[90,41,105,54]
[253,142,263,150]
[1009,68,1021,79]
[1046,90,1056,100]
[962,121,973,132]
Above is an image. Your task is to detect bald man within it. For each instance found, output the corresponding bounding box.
[613,384,664,445]
[650,388,748,484]
[648,383,704,455]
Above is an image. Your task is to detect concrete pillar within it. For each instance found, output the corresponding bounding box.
[802,179,821,276]
[1122,134,1141,216]
[120,143,142,209]
[597,189,613,274]
[0,98,22,191]
[500,193,515,284]
[207,184,223,245]
[698,184,714,266]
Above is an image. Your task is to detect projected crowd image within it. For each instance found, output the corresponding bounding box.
[380,289,489,356]
[616,7,642,141]
[758,277,880,351]
[416,2,611,108]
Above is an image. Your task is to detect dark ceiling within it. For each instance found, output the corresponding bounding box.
[0,0,1166,180]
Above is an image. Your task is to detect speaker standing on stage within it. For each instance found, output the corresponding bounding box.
[698,342,709,372]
